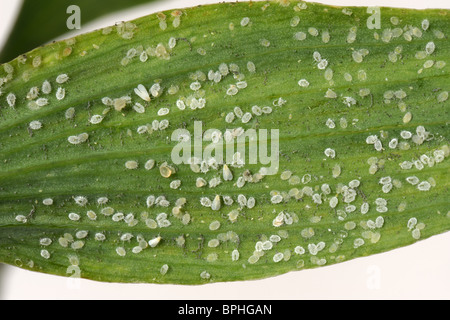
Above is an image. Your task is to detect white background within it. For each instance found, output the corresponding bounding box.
[0,0,449,300]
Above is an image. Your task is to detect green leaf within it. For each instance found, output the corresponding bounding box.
[0,0,159,63]
[0,0,449,285]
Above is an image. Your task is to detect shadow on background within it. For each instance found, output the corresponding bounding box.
[0,264,4,299]
[0,0,159,63]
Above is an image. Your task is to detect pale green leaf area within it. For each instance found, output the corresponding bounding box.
[0,1,448,284]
